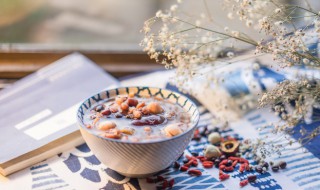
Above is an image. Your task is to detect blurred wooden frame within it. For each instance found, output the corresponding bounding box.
[0,43,162,89]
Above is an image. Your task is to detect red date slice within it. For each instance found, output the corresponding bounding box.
[101,109,111,116]
[127,98,138,107]
[131,115,165,126]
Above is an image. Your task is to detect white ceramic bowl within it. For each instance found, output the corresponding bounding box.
[77,87,200,178]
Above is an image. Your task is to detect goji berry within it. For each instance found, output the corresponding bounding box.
[202,161,214,165]
[239,158,249,164]
[203,162,214,168]
[219,159,228,166]
[188,169,202,176]
[244,163,250,171]
[194,129,200,136]
[184,160,194,167]
[192,160,198,167]
[219,165,226,170]
[186,155,196,161]
[203,164,213,168]
[202,161,214,167]
[200,157,208,162]
[180,165,189,171]
[228,156,240,161]
[219,173,230,181]
[169,179,174,188]
[232,160,238,167]
[162,179,168,189]
[240,179,249,187]
[224,166,234,172]
[239,164,245,173]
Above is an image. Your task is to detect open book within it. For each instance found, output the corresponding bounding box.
[0,53,118,176]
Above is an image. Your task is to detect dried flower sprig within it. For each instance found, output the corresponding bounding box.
[141,0,320,92]
[254,79,320,157]
[141,0,320,159]
[140,1,259,89]
[259,79,320,123]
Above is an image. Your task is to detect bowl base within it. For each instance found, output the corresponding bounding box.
[117,171,158,178]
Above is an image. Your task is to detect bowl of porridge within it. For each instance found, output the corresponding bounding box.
[77,87,200,178]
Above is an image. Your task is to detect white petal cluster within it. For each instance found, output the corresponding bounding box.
[140,1,320,158]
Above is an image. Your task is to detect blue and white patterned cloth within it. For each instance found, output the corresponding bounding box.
[1,67,320,190]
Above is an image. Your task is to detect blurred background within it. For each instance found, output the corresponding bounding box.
[0,0,319,88]
[0,0,161,45]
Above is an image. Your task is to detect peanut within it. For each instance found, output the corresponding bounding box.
[144,126,151,132]
[164,123,183,137]
[98,121,116,131]
[147,102,163,114]
[165,132,173,137]
[141,107,150,115]
[133,110,142,119]
[128,92,135,98]
[116,96,127,105]
[128,107,135,114]
[136,102,145,109]
[120,102,129,111]
[104,129,121,139]
[104,133,121,139]
[120,128,135,135]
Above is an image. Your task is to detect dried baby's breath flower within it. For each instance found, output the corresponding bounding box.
[254,79,320,158]
[141,0,320,160]
[141,0,320,93]
[141,1,259,91]
[224,0,320,67]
